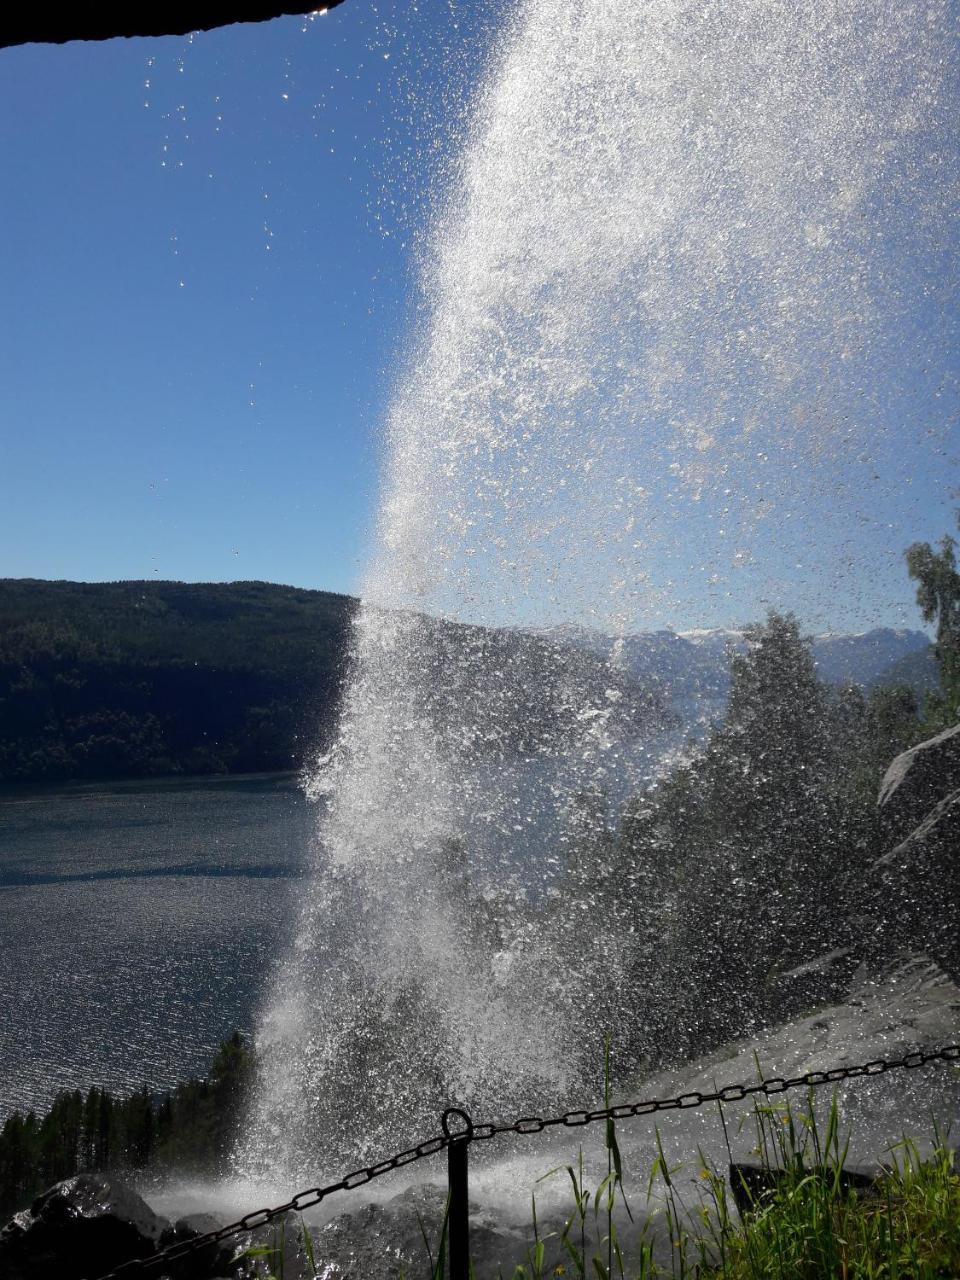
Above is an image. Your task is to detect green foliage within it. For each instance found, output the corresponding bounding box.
[0,579,356,782]
[905,510,960,725]
[498,1094,960,1280]
[697,1106,960,1280]
[611,611,924,1066]
[0,1031,252,1217]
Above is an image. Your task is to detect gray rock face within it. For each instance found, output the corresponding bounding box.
[0,1174,169,1280]
[0,1180,244,1280]
[874,724,960,984]
[159,1213,240,1280]
[877,722,960,812]
[309,1184,532,1280]
[300,1183,657,1280]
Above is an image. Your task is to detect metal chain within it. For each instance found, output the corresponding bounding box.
[89,1042,960,1279]
[90,1132,451,1280]
[467,1043,960,1141]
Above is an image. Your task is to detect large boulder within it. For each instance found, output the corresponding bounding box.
[158,1213,239,1280]
[728,1161,879,1216]
[0,1174,169,1280]
[0,1178,246,1280]
[310,1183,530,1279]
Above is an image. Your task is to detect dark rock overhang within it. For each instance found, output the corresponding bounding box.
[0,1,348,50]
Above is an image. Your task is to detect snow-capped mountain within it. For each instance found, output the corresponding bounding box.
[809,629,933,687]
[531,624,932,702]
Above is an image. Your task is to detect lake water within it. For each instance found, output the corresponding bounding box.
[0,774,315,1120]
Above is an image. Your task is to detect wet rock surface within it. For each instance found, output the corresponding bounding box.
[311,1184,530,1280]
[0,1176,252,1280]
[727,1160,881,1216]
[0,1174,169,1280]
[276,1185,660,1280]
[208,959,960,1278]
[875,723,960,984]
[158,1212,242,1279]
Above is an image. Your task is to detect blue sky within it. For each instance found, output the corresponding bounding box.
[0,0,956,633]
[0,2,501,595]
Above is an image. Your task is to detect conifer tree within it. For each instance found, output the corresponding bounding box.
[906,511,960,722]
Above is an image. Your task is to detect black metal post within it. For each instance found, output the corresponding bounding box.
[442,1108,473,1280]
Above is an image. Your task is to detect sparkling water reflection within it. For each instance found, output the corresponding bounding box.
[0,775,312,1119]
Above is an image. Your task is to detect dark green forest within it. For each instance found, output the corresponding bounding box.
[591,614,928,1063]
[0,1033,251,1219]
[0,579,356,782]
[0,573,939,787]
[560,513,960,1069]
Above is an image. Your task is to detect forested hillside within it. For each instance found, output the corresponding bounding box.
[0,580,357,782]
[0,1033,251,1218]
[0,547,947,787]
[0,579,667,784]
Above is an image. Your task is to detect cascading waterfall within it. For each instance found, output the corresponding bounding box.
[239,0,956,1183]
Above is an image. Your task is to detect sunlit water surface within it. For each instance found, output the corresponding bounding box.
[0,776,311,1119]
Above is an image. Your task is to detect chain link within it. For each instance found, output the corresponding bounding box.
[88,1042,960,1280]
[90,1135,457,1280]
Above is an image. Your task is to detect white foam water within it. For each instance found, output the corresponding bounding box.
[238,0,957,1184]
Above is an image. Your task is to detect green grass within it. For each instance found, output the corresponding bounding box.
[501,1092,960,1280]
[696,1112,960,1280]
[240,1089,960,1280]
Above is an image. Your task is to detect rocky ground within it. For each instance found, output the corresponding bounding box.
[3,953,958,1280]
[292,952,960,1279]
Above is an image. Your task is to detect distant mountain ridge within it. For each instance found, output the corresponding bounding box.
[0,579,668,784]
[531,623,934,702]
[0,578,935,784]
